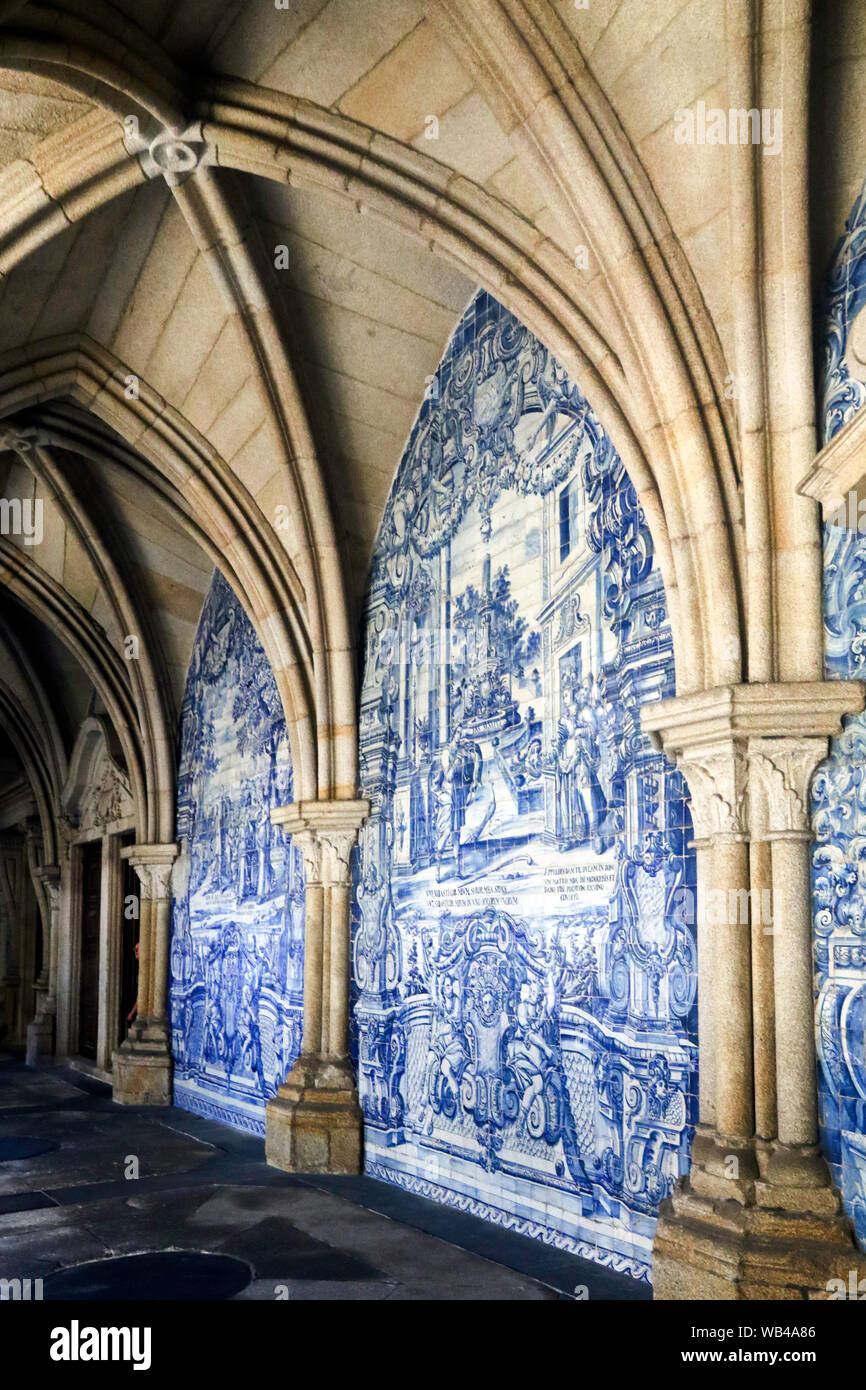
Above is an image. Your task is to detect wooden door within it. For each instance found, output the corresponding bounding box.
[78,841,101,1060]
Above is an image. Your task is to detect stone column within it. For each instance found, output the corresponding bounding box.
[644,683,866,1299]
[0,833,25,1044]
[676,740,757,1196]
[748,738,834,1189]
[25,865,60,1063]
[748,836,777,1142]
[113,843,178,1106]
[266,798,369,1174]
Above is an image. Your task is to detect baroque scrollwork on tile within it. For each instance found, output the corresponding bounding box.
[811,512,866,1247]
[353,292,697,1279]
[169,572,304,1136]
[818,177,866,444]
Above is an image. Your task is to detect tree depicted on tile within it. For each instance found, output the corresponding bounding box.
[353,292,697,1282]
[169,571,304,1135]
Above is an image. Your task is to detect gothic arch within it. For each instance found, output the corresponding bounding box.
[0,58,745,697]
[0,533,148,832]
[0,335,320,803]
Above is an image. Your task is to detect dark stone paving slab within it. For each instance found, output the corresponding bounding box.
[217,1215,385,1281]
[43,1250,253,1301]
[0,1136,59,1160]
[299,1173,652,1300]
[0,1072,90,1111]
[0,1191,57,1215]
[0,1059,647,1300]
[0,1107,218,1195]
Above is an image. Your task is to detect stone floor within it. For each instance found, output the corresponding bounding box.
[0,1054,649,1301]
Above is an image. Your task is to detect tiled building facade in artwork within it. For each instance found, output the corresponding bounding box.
[353,293,698,1280]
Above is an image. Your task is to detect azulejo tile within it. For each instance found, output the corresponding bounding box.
[813,232,866,1246]
[818,178,866,445]
[352,291,697,1279]
[169,572,304,1136]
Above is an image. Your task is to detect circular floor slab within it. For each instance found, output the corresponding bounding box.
[43,1251,253,1301]
[0,1136,59,1161]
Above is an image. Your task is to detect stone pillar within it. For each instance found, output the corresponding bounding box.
[644,683,866,1299]
[112,843,178,1106]
[266,798,368,1174]
[749,836,776,1142]
[25,865,60,1063]
[676,739,757,1197]
[748,739,836,1189]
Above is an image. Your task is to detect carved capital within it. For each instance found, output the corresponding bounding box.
[677,743,749,843]
[320,829,358,886]
[125,843,179,901]
[0,424,48,453]
[34,865,61,917]
[747,737,827,840]
[290,829,323,885]
[272,799,368,887]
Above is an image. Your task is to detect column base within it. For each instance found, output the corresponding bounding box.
[25,1013,54,1065]
[655,1138,866,1299]
[112,1019,172,1106]
[265,1054,362,1174]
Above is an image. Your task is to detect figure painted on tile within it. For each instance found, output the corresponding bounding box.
[508,975,558,1137]
[170,571,304,1136]
[354,292,696,1281]
[421,971,469,1129]
[256,816,271,898]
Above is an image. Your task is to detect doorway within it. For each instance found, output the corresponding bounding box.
[78,840,101,1060]
[118,835,138,1044]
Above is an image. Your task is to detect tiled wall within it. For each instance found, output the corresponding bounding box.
[353,292,697,1282]
[813,187,866,1249]
[818,173,866,445]
[169,571,304,1135]
[813,521,866,1246]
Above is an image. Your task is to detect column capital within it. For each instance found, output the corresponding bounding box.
[319,830,358,885]
[34,864,61,912]
[271,798,370,837]
[122,843,179,899]
[271,799,369,884]
[747,737,828,841]
[643,683,863,844]
[641,681,864,753]
[289,828,323,884]
[677,743,749,842]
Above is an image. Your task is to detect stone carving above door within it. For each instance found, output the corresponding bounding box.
[61,717,134,835]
